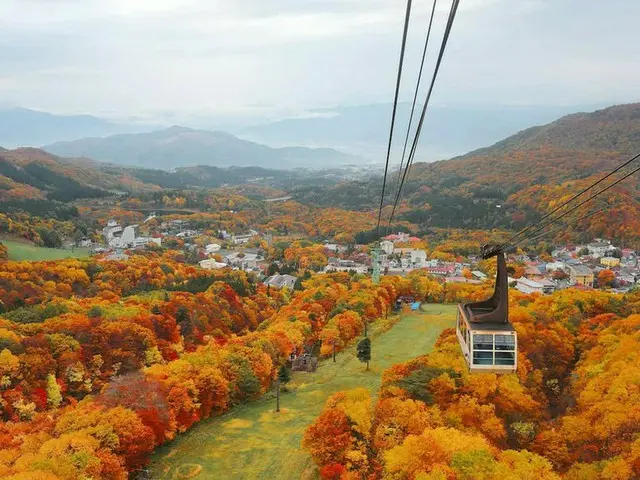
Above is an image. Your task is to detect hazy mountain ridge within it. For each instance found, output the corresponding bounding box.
[0,107,149,148]
[239,103,602,160]
[44,126,361,170]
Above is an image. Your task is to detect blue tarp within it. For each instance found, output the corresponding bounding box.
[410,302,421,311]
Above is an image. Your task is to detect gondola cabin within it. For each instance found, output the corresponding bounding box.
[456,245,517,374]
[456,305,517,373]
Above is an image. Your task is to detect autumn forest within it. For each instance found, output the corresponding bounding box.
[1,103,640,480]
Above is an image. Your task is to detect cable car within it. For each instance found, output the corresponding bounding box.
[456,245,517,374]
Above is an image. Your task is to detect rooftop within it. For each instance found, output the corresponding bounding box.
[468,320,516,332]
[570,264,593,275]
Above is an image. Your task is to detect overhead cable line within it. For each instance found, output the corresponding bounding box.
[503,160,640,252]
[387,0,461,228]
[376,0,413,238]
[503,200,625,252]
[500,151,640,250]
[392,0,439,210]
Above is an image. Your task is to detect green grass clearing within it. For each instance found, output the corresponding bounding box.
[148,304,456,480]
[3,239,89,261]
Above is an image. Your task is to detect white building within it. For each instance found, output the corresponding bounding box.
[105,251,130,262]
[325,258,368,274]
[104,221,161,249]
[410,249,427,266]
[231,230,258,245]
[380,240,394,255]
[205,243,221,254]
[176,230,199,238]
[516,277,555,294]
[587,241,614,258]
[102,220,123,243]
[264,274,298,289]
[545,261,566,272]
[472,270,488,280]
[78,238,93,248]
[199,259,228,270]
[225,251,263,270]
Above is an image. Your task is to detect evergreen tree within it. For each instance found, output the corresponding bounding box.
[278,365,291,385]
[276,365,292,413]
[267,262,279,276]
[357,337,371,371]
[175,306,192,336]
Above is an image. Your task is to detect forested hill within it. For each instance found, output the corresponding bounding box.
[403,103,640,197]
[292,103,640,243]
[44,126,361,169]
[458,103,640,158]
[0,148,352,218]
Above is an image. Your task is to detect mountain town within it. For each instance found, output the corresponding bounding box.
[1,0,640,479]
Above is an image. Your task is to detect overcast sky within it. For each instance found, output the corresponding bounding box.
[1,0,639,122]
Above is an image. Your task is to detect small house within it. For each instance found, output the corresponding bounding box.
[569,265,594,287]
[291,353,318,372]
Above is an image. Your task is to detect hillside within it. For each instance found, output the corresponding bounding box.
[459,102,640,158]
[44,126,361,170]
[408,103,640,195]
[0,148,354,219]
[293,103,640,243]
[0,107,147,148]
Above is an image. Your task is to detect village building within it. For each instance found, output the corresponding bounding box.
[103,220,161,249]
[104,251,130,262]
[410,249,428,267]
[569,265,594,287]
[380,240,395,254]
[325,258,368,274]
[471,270,487,280]
[231,229,259,245]
[78,237,93,248]
[383,232,421,244]
[523,266,545,281]
[516,277,555,294]
[199,259,228,270]
[587,241,613,258]
[426,264,456,277]
[545,261,566,272]
[225,251,263,270]
[621,248,636,259]
[600,256,621,268]
[446,277,482,285]
[205,243,221,254]
[264,274,298,290]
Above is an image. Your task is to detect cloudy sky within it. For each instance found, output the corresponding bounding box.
[1,0,639,122]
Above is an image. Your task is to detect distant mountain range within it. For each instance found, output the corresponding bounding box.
[0,107,148,148]
[44,126,362,170]
[1,103,610,168]
[238,103,605,160]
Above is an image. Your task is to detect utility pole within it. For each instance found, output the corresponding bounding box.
[372,247,380,285]
[275,377,280,412]
[332,341,336,362]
